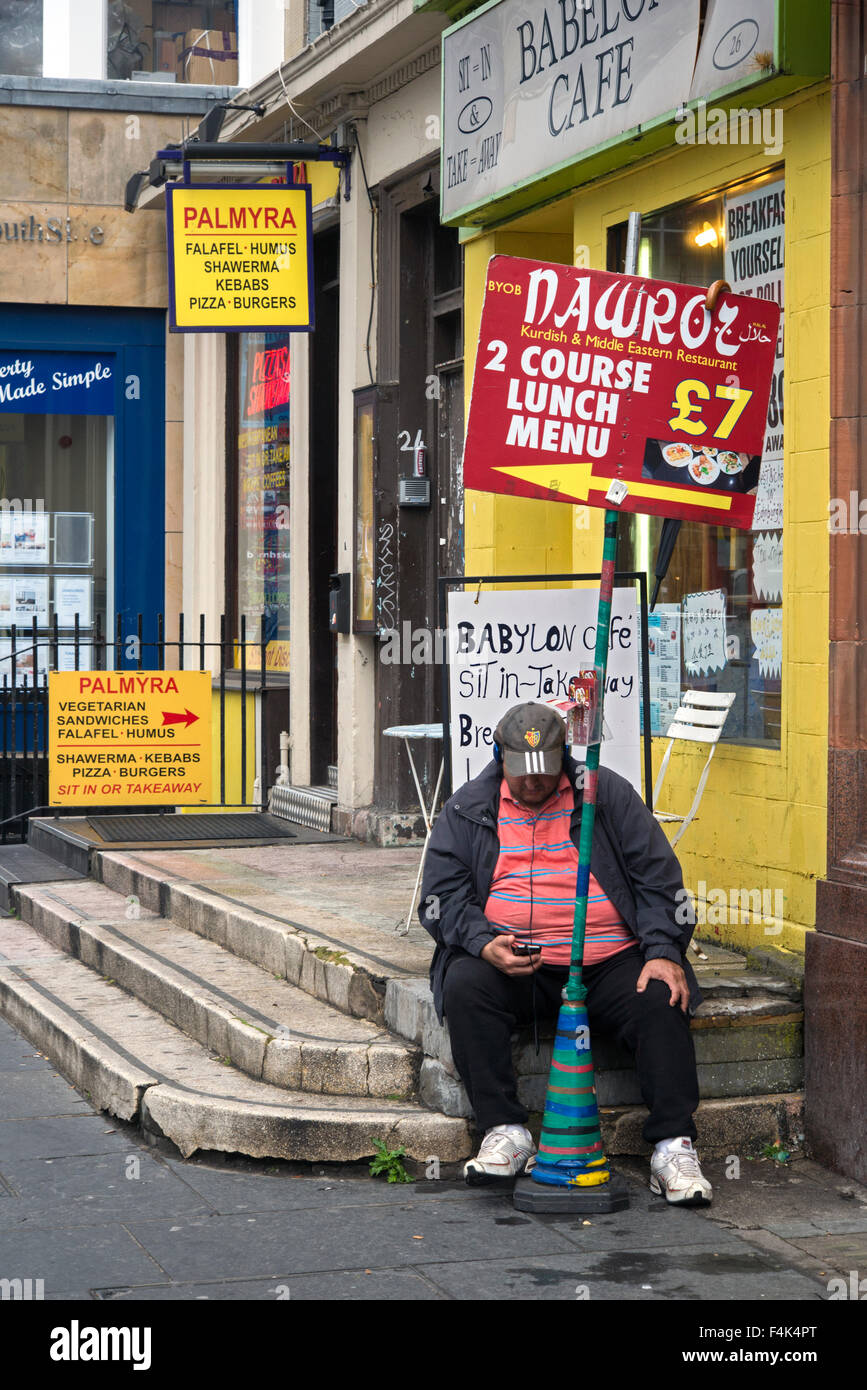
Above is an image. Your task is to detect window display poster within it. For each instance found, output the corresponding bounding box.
[751,607,783,678]
[0,510,49,565]
[0,639,35,680]
[683,589,727,677]
[54,575,93,627]
[647,603,682,735]
[236,331,291,669]
[56,644,93,673]
[0,574,49,627]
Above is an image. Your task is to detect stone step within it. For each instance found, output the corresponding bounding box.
[95,850,432,1029]
[0,843,85,912]
[92,847,804,1119]
[12,878,420,1101]
[94,849,800,1031]
[599,1092,805,1161]
[0,914,470,1164]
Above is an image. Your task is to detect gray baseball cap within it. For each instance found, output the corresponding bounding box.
[494,702,565,776]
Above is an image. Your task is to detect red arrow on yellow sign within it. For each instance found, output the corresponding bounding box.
[493,461,734,513]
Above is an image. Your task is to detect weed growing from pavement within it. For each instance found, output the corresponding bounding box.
[369,1138,414,1184]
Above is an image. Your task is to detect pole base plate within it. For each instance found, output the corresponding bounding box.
[513,1170,630,1214]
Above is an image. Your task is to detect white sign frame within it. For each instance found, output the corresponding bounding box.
[446,585,642,794]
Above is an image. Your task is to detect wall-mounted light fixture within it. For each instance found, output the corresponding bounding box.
[694,221,719,249]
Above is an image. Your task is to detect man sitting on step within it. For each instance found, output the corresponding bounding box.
[419,701,712,1205]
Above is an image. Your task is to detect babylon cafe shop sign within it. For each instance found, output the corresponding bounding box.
[166,185,313,332]
[464,256,781,529]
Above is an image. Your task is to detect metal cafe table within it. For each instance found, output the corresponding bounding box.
[382,723,445,935]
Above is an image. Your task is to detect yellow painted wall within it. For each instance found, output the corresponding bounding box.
[463,87,831,954]
[180,689,257,812]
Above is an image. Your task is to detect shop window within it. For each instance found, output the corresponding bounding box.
[608,170,784,747]
[107,1,237,82]
[0,0,43,77]
[229,331,291,672]
[306,0,368,46]
[0,412,110,675]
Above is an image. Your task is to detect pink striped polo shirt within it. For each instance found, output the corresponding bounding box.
[483,772,636,967]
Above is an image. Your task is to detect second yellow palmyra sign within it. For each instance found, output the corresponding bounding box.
[49,670,212,806]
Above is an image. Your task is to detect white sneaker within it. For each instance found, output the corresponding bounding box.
[650,1137,713,1206]
[463,1124,536,1185]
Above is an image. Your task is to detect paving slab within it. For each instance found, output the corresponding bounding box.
[0,1013,843,1304]
[159,1161,504,1214]
[0,1112,131,1165]
[93,1269,448,1300]
[0,1221,171,1292]
[0,1152,214,1227]
[420,1248,825,1301]
[121,1201,584,1281]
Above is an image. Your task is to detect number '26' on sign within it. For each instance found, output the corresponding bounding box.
[668,379,753,440]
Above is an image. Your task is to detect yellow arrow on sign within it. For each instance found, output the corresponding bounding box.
[493,462,734,513]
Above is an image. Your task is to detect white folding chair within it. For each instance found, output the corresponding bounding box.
[653,690,735,960]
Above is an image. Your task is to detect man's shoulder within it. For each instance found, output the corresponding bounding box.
[443,759,501,814]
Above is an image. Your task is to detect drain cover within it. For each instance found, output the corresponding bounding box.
[87,813,297,843]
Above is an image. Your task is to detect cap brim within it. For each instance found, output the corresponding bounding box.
[502,747,562,776]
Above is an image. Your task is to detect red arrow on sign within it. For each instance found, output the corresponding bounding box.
[161,708,199,728]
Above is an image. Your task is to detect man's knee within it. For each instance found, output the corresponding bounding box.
[442,953,496,1013]
[634,978,692,1030]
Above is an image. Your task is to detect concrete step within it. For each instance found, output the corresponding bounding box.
[92,847,804,1117]
[12,878,420,1101]
[0,914,470,1164]
[95,849,433,1028]
[600,1092,805,1161]
[0,844,85,911]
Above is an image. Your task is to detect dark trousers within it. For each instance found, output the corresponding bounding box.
[442,945,699,1144]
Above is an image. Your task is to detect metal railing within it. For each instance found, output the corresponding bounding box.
[0,612,279,841]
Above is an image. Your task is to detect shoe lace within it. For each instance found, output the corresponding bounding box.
[667,1151,704,1180]
[479,1130,527,1159]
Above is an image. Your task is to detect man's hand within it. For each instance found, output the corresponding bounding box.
[481,934,544,976]
[636,958,689,1012]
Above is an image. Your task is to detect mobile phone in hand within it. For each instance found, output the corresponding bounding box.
[512,942,542,956]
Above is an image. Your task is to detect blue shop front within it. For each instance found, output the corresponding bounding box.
[0,305,165,677]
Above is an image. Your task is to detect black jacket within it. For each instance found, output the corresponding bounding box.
[419,754,702,1022]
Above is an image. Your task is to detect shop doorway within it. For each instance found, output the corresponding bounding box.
[308,226,340,784]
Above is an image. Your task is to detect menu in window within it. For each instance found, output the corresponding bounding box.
[647,604,682,735]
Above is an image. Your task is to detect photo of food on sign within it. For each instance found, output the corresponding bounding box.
[463,254,781,530]
[643,438,761,494]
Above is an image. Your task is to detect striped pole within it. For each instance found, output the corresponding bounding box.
[530,510,620,1188]
[530,210,640,1190]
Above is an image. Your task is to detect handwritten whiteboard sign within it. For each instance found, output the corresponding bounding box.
[683,589,727,676]
[446,587,640,793]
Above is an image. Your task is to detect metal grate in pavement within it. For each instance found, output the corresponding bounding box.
[87,813,297,843]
